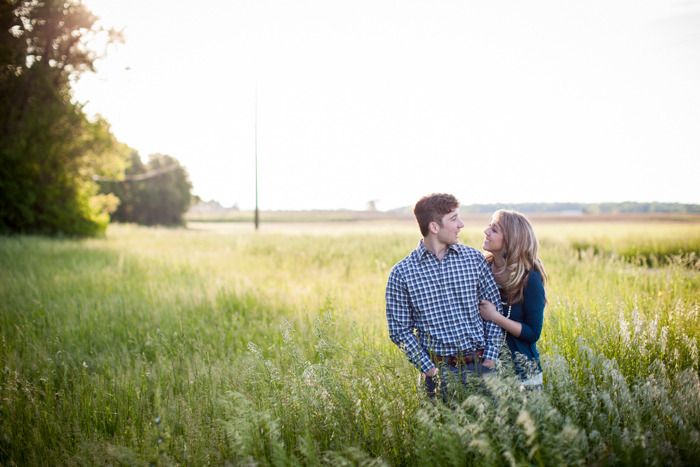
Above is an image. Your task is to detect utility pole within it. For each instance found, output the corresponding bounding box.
[254,85,259,230]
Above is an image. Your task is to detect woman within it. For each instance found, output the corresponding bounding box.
[479,210,547,388]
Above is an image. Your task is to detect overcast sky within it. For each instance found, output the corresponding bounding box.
[74,0,700,210]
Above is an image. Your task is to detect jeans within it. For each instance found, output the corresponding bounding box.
[424,361,495,402]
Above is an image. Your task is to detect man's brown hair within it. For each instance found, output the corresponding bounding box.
[413,193,459,237]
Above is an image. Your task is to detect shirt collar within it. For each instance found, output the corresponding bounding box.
[415,239,461,261]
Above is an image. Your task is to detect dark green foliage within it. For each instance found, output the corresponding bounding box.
[101,153,193,226]
[0,0,124,236]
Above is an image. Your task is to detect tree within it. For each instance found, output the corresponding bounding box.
[0,0,126,236]
[100,153,193,226]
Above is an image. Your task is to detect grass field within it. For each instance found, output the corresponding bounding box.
[1,218,699,465]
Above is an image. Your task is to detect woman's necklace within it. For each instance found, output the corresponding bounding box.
[502,301,512,319]
[501,299,512,348]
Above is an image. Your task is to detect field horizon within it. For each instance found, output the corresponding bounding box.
[185,208,700,226]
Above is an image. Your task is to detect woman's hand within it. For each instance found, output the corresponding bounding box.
[479,300,500,322]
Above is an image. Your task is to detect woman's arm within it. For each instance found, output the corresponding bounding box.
[479,300,523,337]
[479,270,546,341]
[517,270,545,343]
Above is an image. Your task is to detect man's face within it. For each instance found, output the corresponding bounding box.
[434,208,464,245]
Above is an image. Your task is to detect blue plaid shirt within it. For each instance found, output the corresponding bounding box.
[386,241,504,373]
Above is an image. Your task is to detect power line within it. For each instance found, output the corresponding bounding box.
[91,164,179,183]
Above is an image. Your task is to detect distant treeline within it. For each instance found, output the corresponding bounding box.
[458,202,700,215]
[385,202,700,216]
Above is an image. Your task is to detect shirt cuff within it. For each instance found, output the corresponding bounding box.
[483,345,499,362]
[417,352,434,373]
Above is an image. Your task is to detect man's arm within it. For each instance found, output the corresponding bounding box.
[386,267,434,374]
[477,258,505,365]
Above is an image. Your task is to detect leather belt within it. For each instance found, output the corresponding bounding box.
[431,349,485,367]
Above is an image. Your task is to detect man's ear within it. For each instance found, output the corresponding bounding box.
[429,221,440,234]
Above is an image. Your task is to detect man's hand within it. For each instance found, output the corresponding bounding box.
[424,367,438,378]
[481,359,495,369]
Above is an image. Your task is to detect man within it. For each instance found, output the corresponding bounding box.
[385,193,503,399]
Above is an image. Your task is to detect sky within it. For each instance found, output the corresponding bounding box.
[73,0,700,211]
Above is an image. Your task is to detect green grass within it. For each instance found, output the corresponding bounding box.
[1,221,699,465]
[535,221,700,269]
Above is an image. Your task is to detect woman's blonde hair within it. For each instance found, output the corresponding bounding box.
[485,209,547,304]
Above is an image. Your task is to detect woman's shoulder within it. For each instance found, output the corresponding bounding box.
[522,268,546,308]
[525,268,545,290]
[528,268,543,282]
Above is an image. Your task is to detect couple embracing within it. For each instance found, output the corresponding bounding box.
[386,193,547,400]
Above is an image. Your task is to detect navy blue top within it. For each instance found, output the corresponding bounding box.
[503,269,545,379]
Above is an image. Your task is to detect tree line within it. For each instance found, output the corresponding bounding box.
[0,0,192,237]
[459,202,700,215]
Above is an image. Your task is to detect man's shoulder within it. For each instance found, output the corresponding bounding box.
[391,250,418,273]
[452,244,486,261]
[388,244,427,279]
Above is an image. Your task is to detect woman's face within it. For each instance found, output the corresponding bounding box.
[483,218,505,254]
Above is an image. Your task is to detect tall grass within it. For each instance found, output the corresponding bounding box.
[1,221,699,465]
[538,221,700,269]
